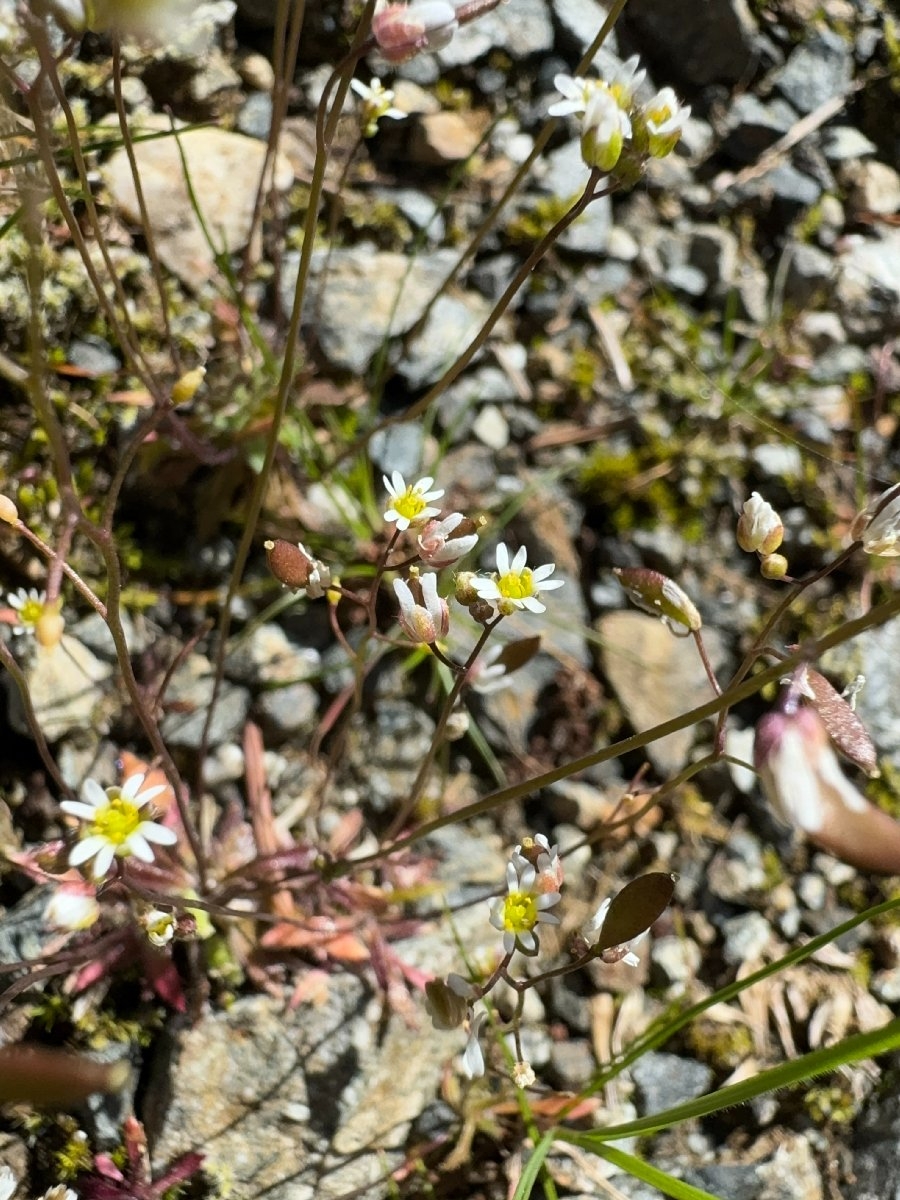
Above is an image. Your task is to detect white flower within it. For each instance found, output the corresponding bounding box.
[606,54,647,105]
[642,87,690,157]
[417,512,479,568]
[61,774,177,880]
[851,482,900,557]
[512,833,564,894]
[737,492,784,555]
[383,471,444,531]
[512,1060,536,1089]
[141,907,177,948]
[461,1007,487,1079]
[0,1166,17,1200]
[549,73,599,117]
[581,87,632,172]
[586,896,648,967]
[471,544,564,616]
[7,587,46,635]
[467,643,511,695]
[489,855,561,955]
[350,77,406,137]
[393,573,449,644]
[45,883,101,932]
[39,1188,78,1200]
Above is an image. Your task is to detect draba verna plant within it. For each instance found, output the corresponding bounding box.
[1,0,900,1197]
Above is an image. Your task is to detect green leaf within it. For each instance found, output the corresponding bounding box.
[595,872,676,951]
[592,1144,725,1200]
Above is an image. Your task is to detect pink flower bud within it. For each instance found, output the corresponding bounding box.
[372,1,459,63]
[613,566,701,635]
[754,703,900,873]
[417,513,479,568]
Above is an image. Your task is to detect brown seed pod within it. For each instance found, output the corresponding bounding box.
[0,1045,130,1107]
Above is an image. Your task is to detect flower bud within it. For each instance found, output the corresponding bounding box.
[851,482,900,557]
[372,0,458,63]
[417,513,480,568]
[454,571,479,606]
[737,492,783,555]
[580,87,630,173]
[0,494,18,525]
[613,566,701,635]
[35,606,65,648]
[425,978,470,1030]
[393,572,449,644]
[759,553,789,580]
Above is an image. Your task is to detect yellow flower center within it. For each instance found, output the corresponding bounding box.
[497,567,533,601]
[90,796,142,846]
[18,597,44,626]
[394,487,428,522]
[649,103,673,126]
[502,890,538,934]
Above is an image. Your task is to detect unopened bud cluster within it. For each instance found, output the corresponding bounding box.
[736,493,788,580]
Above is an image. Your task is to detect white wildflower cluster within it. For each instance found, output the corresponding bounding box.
[427,834,667,1085]
[550,54,690,178]
[384,472,563,652]
[5,587,65,648]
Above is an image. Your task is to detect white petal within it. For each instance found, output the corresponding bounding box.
[505,860,519,891]
[138,821,178,845]
[92,843,116,878]
[520,598,546,613]
[69,836,106,866]
[531,563,556,581]
[126,834,155,862]
[462,1010,487,1078]
[511,546,528,573]
[60,800,98,820]
[120,773,148,802]
[537,579,565,592]
[81,778,109,808]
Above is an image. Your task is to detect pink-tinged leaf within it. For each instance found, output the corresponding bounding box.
[803,667,879,777]
[141,948,187,1012]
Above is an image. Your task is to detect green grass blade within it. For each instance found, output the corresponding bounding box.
[511,1129,556,1200]
[573,1016,900,1144]
[591,1144,725,1200]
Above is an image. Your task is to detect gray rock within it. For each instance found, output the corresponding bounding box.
[437,364,521,439]
[5,635,113,741]
[236,90,273,139]
[68,336,119,375]
[706,828,769,903]
[755,1137,824,1200]
[149,982,459,1200]
[369,421,427,480]
[844,159,900,217]
[772,29,853,114]
[721,911,772,965]
[371,187,445,241]
[534,140,612,254]
[597,611,726,775]
[550,0,616,53]
[104,120,293,292]
[848,618,900,762]
[682,1165,760,1200]
[735,162,822,215]
[834,231,900,339]
[471,404,510,450]
[723,94,799,164]
[295,247,456,374]
[783,242,834,308]
[631,1051,713,1115]
[159,654,251,750]
[225,623,320,687]
[651,935,703,987]
[72,610,148,661]
[256,681,318,739]
[344,699,435,813]
[822,125,877,163]
[750,441,803,479]
[548,1039,596,1089]
[438,0,553,65]
[625,0,759,84]
[399,291,492,389]
[807,343,869,383]
[156,0,236,61]
[689,224,739,292]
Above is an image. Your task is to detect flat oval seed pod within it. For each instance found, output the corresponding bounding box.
[594,872,676,952]
[0,1045,130,1107]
